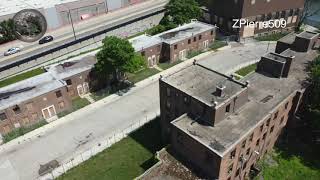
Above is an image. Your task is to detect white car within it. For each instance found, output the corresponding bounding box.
[4,47,21,56]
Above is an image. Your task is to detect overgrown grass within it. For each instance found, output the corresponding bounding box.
[3,120,48,143]
[158,60,183,70]
[235,63,257,77]
[209,40,228,50]
[91,88,112,101]
[187,50,203,59]
[57,118,164,180]
[127,68,160,83]
[57,97,91,118]
[254,32,289,41]
[0,68,45,88]
[257,149,320,180]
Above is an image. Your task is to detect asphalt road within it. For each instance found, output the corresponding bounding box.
[0,0,168,61]
[0,41,276,180]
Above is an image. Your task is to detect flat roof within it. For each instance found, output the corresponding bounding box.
[172,50,318,156]
[155,21,215,45]
[0,0,80,16]
[162,64,247,107]
[263,52,287,63]
[297,31,319,39]
[46,55,96,80]
[277,32,296,44]
[129,34,162,52]
[0,73,65,111]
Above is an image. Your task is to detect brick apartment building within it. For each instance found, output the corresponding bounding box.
[45,56,96,98]
[0,56,95,137]
[199,0,305,38]
[159,32,319,179]
[0,73,72,135]
[130,21,216,67]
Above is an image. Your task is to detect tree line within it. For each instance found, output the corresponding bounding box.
[0,19,17,44]
[147,0,202,35]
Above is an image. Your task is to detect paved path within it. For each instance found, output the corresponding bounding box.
[0,41,276,180]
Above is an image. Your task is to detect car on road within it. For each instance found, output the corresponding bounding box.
[39,35,54,44]
[4,47,21,56]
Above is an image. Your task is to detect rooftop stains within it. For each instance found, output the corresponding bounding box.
[260,95,274,103]
[171,50,318,156]
[0,86,35,100]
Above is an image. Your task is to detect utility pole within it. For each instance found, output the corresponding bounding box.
[104,0,109,13]
[68,9,77,40]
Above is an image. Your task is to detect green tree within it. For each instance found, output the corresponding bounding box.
[304,55,320,131]
[124,53,146,73]
[296,0,320,31]
[0,19,16,44]
[309,56,320,109]
[161,0,202,26]
[95,36,145,83]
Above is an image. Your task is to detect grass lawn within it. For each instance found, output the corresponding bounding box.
[58,97,91,118]
[91,88,112,101]
[257,149,320,180]
[235,63,257,77]
[210,40,228,50]
[254,32,289,41]
[158,60,183,70]
[3,120,48,143]
[127,68,160,84]
[256,117,320,180]
[0,68,45,88]
[57,118,164,180]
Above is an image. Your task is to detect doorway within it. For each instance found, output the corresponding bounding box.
[179,49,187,60]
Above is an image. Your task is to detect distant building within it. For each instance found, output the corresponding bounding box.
[199,0,305,38]
[0,0,145,30]
[130,21,216,67]
[159,32,319,179]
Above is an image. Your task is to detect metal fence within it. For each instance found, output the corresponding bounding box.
[37,113,159,180]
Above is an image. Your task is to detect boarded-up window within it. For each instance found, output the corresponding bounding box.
[26,103,33,111]
[22,117,29,124]
[32,113,38,121]
[58,101,65,109]
[0,113,7,121]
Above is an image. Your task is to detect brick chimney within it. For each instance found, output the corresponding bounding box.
[216,85,226,97]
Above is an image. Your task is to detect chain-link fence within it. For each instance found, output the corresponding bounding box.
[37,113,159,180]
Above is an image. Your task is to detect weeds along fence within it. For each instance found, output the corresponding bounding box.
[37,113,159,180]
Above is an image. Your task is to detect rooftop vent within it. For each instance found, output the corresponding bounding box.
[61,61,76,68]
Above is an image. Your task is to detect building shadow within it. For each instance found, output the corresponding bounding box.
[128,117,165,171]
[276,119,320,170]
[129,117,164,154]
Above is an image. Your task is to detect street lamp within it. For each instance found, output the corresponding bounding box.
[68,9,77,41]
[61,4,77,41]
